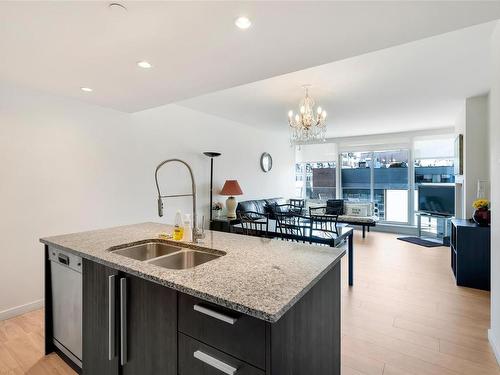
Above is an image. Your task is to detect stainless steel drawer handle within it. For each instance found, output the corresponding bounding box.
[193,304,238,325]
[108,275,116,361]
[120,277,128,366]
[193,350,237,375]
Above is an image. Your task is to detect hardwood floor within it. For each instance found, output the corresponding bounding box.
[0,309,73,374]
[340,231,497,375]
[0,230,497,374]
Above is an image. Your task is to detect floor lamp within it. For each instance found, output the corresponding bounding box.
[203,152,221,222]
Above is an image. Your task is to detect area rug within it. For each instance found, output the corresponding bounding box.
[397,237,444,248]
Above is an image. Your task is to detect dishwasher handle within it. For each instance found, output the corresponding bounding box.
[58,253,69,265]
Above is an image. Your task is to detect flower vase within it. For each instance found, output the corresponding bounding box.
[472,208,491,226]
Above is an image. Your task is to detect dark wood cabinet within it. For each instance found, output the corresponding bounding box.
[178,333,265,375]
[269,263,341,375]
[122,274,177,375]
[451,219,491,291]
[80,257,342,375]
[82,261,177,375]
[179,262,342,375]
[179,294,266,369]
[82,259,119,375]
[209,218,239,232]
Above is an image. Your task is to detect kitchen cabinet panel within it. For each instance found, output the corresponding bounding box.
[178,333,264,375]
[179,293,266,369]
[82,259,119,375]
[121,274,177,375]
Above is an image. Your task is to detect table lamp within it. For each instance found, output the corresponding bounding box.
[220,180,243,219]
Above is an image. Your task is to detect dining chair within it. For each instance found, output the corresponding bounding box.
[273,212,311,242]
[289,199,305,214]
[309,213,339,238]
[308,206,340,242]
[237,211,269,237]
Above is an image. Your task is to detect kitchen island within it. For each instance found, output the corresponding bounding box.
[41,222,349,375]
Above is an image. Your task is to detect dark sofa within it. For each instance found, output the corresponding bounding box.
[236,197,286,218]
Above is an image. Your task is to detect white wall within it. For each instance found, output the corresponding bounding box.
[0,84,294,318]
[454,106,466,219]
[465,95,490,218]
[489,21,500,365]
[454,95,490,219]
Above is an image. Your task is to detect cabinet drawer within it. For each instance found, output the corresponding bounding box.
[178,294,266,369]
[179,333,264,375]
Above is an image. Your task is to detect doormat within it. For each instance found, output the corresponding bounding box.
[397,237,444,248]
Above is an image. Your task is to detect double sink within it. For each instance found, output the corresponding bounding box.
[109,240,223,270]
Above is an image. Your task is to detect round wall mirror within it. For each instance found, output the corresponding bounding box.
[260,152,273,172]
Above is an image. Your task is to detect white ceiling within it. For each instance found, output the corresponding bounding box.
[1,1,500,112]
[179,22,495,138]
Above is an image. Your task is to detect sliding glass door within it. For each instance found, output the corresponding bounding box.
[340,152,372,203]
[373,150,409,223]
[341,149,410,224]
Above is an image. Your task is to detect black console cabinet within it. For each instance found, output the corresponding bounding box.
[450,219,491,291]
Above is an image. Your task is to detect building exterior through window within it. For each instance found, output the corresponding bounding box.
[294,134,456,226]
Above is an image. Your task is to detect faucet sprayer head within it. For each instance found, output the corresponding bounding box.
[157,197,164,217]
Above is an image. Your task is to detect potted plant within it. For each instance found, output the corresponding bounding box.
[472,199,490,226]
[212,202,223,219]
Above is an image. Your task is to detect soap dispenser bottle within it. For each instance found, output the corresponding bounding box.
[183,214,193,242]
[173,210,184,241]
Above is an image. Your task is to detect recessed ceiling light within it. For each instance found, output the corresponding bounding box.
[235,16,251,29]
[81,87,93,92]
[137,60,152,69]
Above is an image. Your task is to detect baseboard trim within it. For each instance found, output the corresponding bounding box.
[370,224,418,236]
[0,299,44,321]
[489,329,500,366]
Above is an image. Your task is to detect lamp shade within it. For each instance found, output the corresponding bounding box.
[220,180,243,196]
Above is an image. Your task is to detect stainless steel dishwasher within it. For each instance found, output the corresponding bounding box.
[49,247,82,368]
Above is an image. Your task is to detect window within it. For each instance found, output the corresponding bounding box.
[414,159,455,184]
[294,134,456,227]
[340,152,371,203]
[373,150,409,223]
[341,150,410,223]
[295,161,336,200]
[414,137,455,186]
[413,159,455,226]
[413,137,455,232]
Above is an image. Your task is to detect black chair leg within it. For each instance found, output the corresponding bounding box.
[362,225,366,238]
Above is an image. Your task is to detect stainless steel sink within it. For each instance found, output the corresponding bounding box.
[148,250,221,270]
[111,242,182,261]
[109,240,224,270]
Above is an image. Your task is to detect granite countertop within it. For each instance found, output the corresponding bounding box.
[40,222,346,322]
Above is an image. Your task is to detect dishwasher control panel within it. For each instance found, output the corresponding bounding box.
[49,248,82,273]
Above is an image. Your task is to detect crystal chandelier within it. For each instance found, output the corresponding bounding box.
[288,85,327,143]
